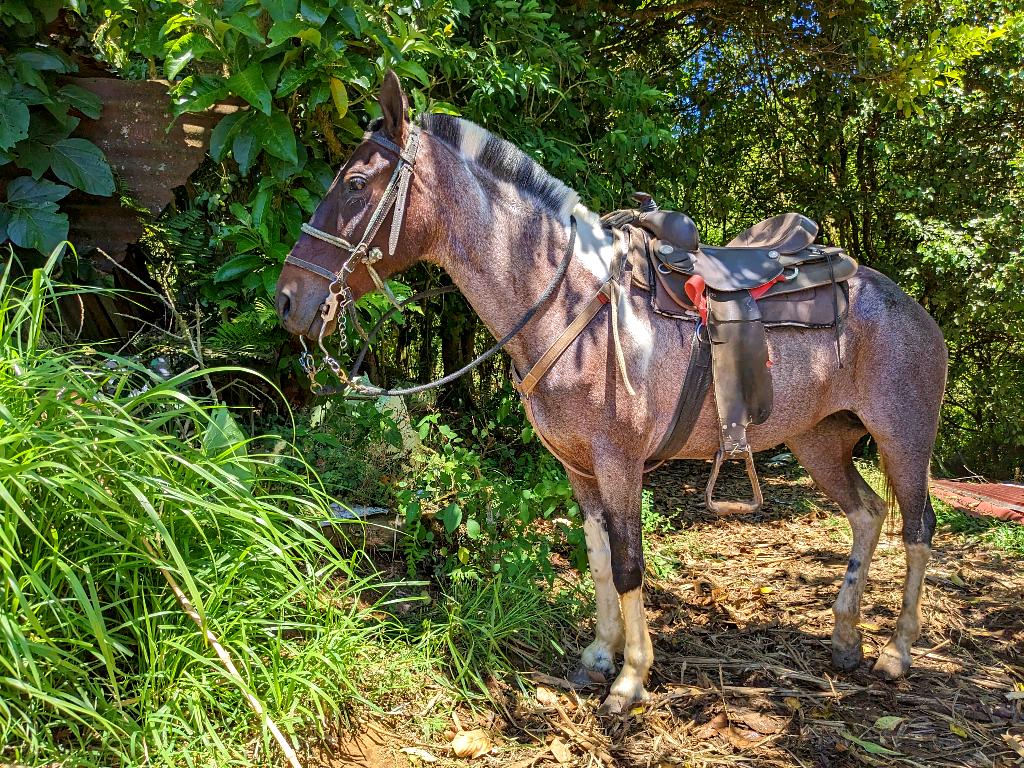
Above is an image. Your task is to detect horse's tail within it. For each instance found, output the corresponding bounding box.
[879,454,900,534]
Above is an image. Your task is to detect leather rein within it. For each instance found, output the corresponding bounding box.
[284,121,579,398]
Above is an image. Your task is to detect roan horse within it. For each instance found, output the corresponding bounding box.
[276,73,948,713]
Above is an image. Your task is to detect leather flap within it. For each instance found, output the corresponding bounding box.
[693,246,786,290]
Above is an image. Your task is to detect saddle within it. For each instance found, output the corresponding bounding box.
[612,194,858,514]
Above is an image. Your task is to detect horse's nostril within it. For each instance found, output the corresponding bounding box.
[276,288,292,320]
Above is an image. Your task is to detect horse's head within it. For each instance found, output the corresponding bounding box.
[275,71,434,339]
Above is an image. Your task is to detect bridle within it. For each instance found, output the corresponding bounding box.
[284,122,422,391]
[283,119,579,399]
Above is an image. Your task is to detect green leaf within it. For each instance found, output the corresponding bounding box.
[214,253,263,283]
[438,503,463,533]
[209,111,248,162]
[268,19,306,45]
[260,0,298,22]
[226,63,272,115]
[251,110,297,163]
[3,199,68,254]
[0,97,30,150]
[202,408,252,487]
[57,84,102,120]
[14,140,51,178]
[14,49,73,73]
[165,32,217,80]
[49,139,114,196]
[233,131,258,175]
[395,60,430,87]
[172,75,228,115]
[329,77,348,119]
[6,176,70,204]
[338,6,361,35]
[299,0,329,26]
[874,716,904,731]
[276,62,316,97]
[465,519,481,539]
[840,731,902,757]
[227,12,264,42]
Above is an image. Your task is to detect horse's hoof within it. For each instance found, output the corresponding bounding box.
[831,642,864,672]
[597,674,649,715]
[873,643,911,679]
[569,664,608,686]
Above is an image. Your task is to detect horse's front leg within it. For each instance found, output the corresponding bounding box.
[567,471,625,683]
[572,458,652,713]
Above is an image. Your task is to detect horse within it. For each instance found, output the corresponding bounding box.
[275,72,948,713]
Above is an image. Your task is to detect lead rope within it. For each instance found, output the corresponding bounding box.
[312,218,578,398]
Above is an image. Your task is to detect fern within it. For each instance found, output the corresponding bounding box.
[207,299,287,359]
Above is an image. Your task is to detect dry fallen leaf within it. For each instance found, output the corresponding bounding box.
[536,685,559,707]
[401,746,440,763]
[549,737,572,764]
[857,621,882,633]
[451,729,492,759]
[949,721,969,739]
[1004,730,1024,758]
[706,712,770,749]
[874,715,904,731]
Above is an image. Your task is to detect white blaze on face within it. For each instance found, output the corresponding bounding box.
[571,205,654,364]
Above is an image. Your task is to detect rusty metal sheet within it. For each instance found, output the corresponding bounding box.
[931,479,1024,524]
[62,77,238,265]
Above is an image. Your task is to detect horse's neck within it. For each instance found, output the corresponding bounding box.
[436,204,616,375]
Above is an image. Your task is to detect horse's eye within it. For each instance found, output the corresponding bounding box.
[347,177,367,192]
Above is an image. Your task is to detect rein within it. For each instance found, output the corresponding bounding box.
[286,115,579,397]
[310,219,576,398]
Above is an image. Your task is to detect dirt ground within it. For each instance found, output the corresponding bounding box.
[328,458,1024,768]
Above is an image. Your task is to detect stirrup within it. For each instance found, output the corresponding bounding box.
[705,446,764,516]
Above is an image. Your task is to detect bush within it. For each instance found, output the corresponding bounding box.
[0,256,394,765]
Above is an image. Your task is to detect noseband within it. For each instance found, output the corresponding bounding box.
[284,124,422,387]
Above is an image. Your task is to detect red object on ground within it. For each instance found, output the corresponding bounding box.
[930,480,1024,524]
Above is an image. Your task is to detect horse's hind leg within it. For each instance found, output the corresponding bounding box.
[787,412,887,671]
[871,441,936,679]
[567,470,625,683]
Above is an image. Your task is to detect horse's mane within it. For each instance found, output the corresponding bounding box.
[421,113,580,223]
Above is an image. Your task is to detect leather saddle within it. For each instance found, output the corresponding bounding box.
[611,194,858,514]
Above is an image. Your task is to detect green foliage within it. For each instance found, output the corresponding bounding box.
[396,409,582,585]
[0,1,114,254]
[412,572,569,697]
[933,496,1024,556]
[0,258,397,764]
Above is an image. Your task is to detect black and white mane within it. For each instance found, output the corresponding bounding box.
[422,113,579,221]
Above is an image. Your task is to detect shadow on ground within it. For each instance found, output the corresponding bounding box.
[321,458,1024,768]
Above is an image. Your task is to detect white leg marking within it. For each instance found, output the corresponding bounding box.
[875,542,930,679]
[581,517,624,676]
[603,587,652,712]
[832,507,884,668]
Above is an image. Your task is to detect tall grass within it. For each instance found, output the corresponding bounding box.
[0,256,392,766]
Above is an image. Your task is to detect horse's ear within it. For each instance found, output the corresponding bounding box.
[378,70,409,146]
